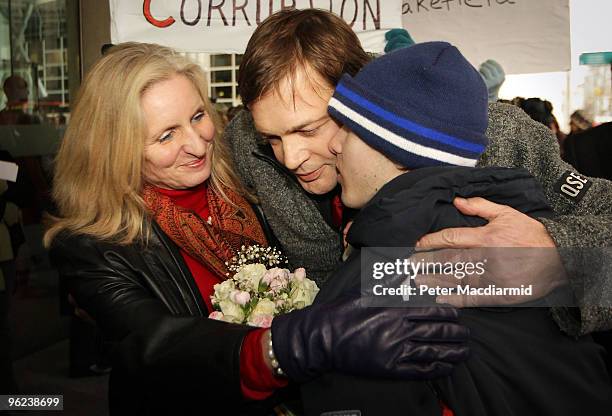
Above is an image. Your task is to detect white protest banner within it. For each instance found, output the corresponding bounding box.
[402,0,570,74]
[110,0,403,54]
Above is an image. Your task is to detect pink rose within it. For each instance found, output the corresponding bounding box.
[209,311,224,321]
[262,268,289,293]
[293,268,306,281]
[249,314,274,328]
[230,290,251,306]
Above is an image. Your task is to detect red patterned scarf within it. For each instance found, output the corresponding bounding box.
[143,183,267,279]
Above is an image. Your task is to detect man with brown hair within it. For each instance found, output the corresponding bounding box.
[226,8,612,415]
[228,8,612,337]
[226,9,612,335]
[233,8,369,284]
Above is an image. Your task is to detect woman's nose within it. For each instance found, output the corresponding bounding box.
[183,126,208,155]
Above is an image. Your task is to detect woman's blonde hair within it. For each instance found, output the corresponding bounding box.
[44,42,248,246]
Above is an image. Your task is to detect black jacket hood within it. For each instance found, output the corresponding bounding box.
[348,166,553,248]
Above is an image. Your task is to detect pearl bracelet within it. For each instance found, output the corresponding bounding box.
[268,331,286,377]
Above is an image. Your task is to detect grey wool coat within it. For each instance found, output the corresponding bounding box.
[226,102,612,336]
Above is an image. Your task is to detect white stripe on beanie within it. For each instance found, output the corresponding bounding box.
[328,97,479,167]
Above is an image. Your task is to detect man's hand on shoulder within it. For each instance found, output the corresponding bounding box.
[417,197,555,249]
[413,197,568,307]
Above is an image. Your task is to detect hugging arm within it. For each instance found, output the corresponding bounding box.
[417,103,612,334]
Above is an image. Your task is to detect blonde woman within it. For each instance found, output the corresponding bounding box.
[45,42,467,414]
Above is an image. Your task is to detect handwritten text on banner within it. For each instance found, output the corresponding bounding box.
[402,0,570,74]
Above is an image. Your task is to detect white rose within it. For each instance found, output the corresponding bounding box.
[290,278,319,309]
[234,264,267,291]
[219,300,245,323]
[212,280,236,302]
[251,298,276,317]
[248,298,277,327]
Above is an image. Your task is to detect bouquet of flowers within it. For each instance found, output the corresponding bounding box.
[208,245,319,328]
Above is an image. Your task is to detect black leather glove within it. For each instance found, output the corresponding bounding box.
[271,296,469,383]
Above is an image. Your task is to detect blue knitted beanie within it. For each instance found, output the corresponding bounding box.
[328,41,489,168]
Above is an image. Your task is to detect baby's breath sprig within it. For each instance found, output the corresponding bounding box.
[225,245,288,273]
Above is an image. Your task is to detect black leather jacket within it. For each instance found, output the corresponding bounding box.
[50,215,277,415]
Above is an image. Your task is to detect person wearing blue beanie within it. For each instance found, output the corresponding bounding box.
[299,42,612,415]
[234,9,612,344]
[329,41,489,171]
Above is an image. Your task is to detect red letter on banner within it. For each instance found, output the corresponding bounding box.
[143,0,176,28]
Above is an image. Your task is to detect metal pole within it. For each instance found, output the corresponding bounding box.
[8,0,14,75]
